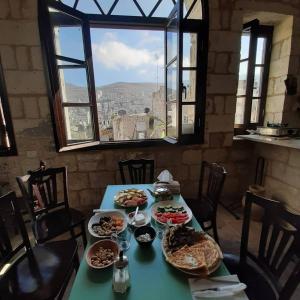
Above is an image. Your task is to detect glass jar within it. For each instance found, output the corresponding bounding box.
[112,251,130,294]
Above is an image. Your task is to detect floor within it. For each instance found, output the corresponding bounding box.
[63,205,300,300]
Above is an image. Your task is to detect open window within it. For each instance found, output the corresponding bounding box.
[39,0,208,151]
[0,57,17,156]
[235,20,273,134]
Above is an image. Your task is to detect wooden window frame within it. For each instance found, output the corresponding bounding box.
[235,20,273,135]
[0,57,17,156]
[39,0,209,152]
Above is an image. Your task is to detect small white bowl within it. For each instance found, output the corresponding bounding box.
[127,211,150,228]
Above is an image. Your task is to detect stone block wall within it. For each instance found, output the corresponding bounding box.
[254,143,300,213]
[0,0,300,211]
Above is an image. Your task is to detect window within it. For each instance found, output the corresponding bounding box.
[235,20,273,134]
[39,0,208,151]
[0,57,17,156]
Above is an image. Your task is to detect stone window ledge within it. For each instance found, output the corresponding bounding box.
[235,134,300,150]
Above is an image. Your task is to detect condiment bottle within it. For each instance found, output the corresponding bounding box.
[112,251,130,293]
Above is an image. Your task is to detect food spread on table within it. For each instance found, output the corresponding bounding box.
[114,189,147,207]
[92,216,124,236]
[154,205,189,224]
[90,246,115,268]
[162,225,222,275]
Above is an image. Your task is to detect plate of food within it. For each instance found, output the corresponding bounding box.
[114,189,148,207]
[162,225,223,276]
[88,210,127,238]
[151,200,192,225]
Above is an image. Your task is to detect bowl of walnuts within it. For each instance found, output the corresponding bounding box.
[86,239,119,269]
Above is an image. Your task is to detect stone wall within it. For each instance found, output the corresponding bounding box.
[254,143,300,213]
[0,0,300,211]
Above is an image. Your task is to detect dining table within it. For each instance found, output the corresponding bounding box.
[68,184,230,300]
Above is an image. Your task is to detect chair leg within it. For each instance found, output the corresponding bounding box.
[74,251,80,272]
[212,218,219,244]
[81,221,87,248]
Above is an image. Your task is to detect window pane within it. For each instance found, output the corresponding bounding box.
[152,0,175,18]
[61,0,75,7]
[253,66,264,97]
[64,107,93,141]
[167,14,178,63]
[182,70,196,102]
[183,33,197,68]
[256,37,266,64]
[184,0,202,19]
[59,68,89,103]
[76,0,102,14]
[167,102,177,138]
[167,61,177,102]
[112,0,142,16]
[50,9,85,61]
[237,61,248,96]
[53,26,85,61]
[182,105,195,134]
[235,97,246,125]
[241,33,250,60]
[0,97,10,149]
[251,99,260,123]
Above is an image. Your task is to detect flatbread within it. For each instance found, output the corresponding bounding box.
[167,245,208,272]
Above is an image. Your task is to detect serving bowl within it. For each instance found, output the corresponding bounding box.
[127,211,150,228]
[86,239,119,269]
[134,226,156,247]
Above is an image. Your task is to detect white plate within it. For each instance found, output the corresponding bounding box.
[88,210,127,239]
[127,211,151,227]
[151,200,193,225]
[161,231,223,276]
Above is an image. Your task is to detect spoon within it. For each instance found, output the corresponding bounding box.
[131,206,139,226]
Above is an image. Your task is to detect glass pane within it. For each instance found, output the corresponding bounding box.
[251,99,260,123]
[182,105,195,134]
[235,97,246,125]
[76,0,102,14]
[64,107,93,141]
[61,0,75,7]
[49,9,85,61]
[167,61,177,101]
[98,0,115,14]
[167,102,177,138]
[237,61,248,96]
[136,0,160,16]
[182,70,196,102]
[184,0,202,20]
[241,33,250,60]
[59,68,89,103]
[183,33,197,67]
[57,59,78,66]
[112,0,142,16]
[152,0,175,18]
[167,13,178,63]
[256,37,266,64]
[253,66,264,97]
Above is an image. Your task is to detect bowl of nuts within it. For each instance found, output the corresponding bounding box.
[86,239,119,269]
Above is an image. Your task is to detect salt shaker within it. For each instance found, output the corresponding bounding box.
[112,251,130,293]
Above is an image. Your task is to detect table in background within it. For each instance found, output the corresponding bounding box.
[69,184,229,300]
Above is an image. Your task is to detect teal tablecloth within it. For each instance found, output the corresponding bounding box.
[69,184,229,300]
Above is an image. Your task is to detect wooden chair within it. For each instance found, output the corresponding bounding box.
[185,161,227,243]
[0,191,79,300]
[16,165,87,247]
[118,159,155,184]
[224,192,300,300]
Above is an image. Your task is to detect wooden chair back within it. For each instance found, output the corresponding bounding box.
[0,191,31,267]
[16,166,69,219]
[118,159,154,184]
[198,161,227,208]
[241,191,300,300]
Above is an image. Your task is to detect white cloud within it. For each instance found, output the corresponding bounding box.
[92,38,163,71]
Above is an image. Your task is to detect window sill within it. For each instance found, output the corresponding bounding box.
[236,134,300,150]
